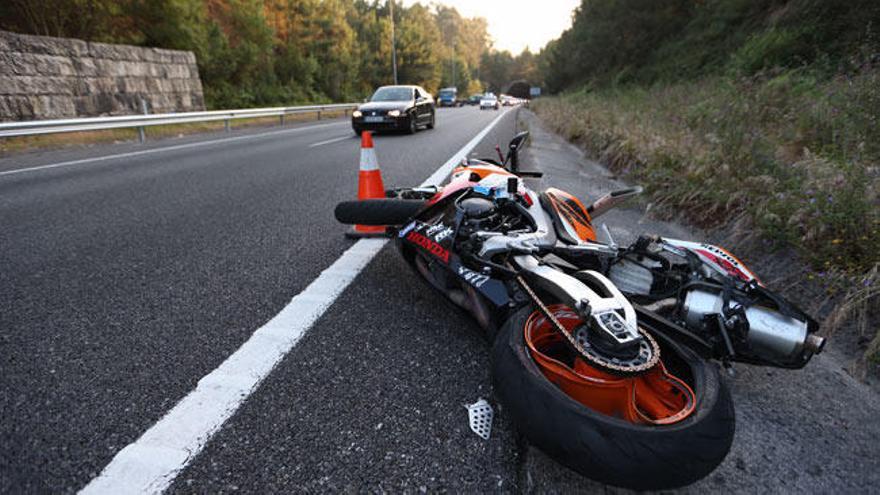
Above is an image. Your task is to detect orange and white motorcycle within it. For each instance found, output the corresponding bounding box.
[335,132,825,490]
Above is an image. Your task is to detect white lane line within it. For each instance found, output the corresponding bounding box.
[79,108,510,495]
[308,135,352,148]
[0,121,349,178]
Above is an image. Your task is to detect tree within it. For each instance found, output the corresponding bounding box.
[395,3,441,92]
[0,0,530,107]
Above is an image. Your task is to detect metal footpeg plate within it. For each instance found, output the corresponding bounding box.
[466,398,494,440]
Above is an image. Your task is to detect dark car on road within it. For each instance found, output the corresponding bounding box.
[352,85,435,135]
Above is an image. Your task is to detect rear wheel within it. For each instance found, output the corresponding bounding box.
[491,304,735,490]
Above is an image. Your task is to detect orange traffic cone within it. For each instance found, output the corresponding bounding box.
[347,131,387,238]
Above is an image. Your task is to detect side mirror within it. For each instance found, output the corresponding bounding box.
[505,131,530,172]
[508,131,530,151]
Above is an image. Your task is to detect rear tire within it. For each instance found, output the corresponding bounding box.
[491,304,735,490]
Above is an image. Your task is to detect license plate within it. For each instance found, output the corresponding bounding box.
[364,116,384,123]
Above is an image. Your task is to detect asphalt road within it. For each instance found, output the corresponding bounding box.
[0,107,521,493]
[2,106,877,493]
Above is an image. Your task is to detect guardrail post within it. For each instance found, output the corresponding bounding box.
[280,114,285,126]
[224,118,230,133]
[137,98,148,143]
[317,110,322,121]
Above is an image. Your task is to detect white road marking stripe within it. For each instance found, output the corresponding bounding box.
[79,108,510,494]
[0,121,349,178]
[308,135,352,148]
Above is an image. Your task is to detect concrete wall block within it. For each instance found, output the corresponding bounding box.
[0,96,14,121]
[141,48,162,63]
[0,31,13,53]
[143,62,160,78]
[83,77,114,95]
[13,75,77,96]
[90,41,137,62]
[156,79,174,94]
[178,92,193,109]
[0,76,26,94]
[169,79,190,93]
[0,30,77,57]
[125,77,151,94]
[34,95,77,119]
[147,93,171,113]
[0,31,205,119]
[0,96,34,121]
[0,52,21,75]
[72,57,99,77]
[165,64,190,79]
[28,54,77,76]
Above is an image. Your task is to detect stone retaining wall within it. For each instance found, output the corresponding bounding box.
[0,30,205,121]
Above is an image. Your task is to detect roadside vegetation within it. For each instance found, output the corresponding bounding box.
[532,0,879,374]
[0,0,540,108]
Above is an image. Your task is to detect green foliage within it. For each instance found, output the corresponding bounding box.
[729,27,810,74]
[0,0,512,109]
[534,68,880,273]
[539,0,880,89]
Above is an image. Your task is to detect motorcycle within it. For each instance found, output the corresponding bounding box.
[334,131,826,490]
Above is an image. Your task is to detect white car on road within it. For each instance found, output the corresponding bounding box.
[479,93,500,110]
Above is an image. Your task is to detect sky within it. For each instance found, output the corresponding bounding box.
[402,0,580,54]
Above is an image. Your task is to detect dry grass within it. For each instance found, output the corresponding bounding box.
[533,68,879,373]
[0,110,348,155]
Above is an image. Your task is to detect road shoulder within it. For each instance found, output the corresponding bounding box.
[517,109,880,493]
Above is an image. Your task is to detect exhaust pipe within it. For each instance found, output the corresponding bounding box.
[804,333,826,355]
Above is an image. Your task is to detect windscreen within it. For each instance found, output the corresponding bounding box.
[371,87,414,102]
[439,89,455,98]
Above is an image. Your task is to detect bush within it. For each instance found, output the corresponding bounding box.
[533,69,879,273]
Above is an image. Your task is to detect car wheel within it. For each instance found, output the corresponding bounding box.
[426,112,435,129]
[407,114,417,134]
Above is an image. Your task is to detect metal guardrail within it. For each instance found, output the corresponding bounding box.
[0,103,358,142]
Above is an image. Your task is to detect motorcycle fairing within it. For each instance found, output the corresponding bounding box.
[401,219,456,264]
[540,188,597,244]
[662,238,760,284]
[401,219,514,312]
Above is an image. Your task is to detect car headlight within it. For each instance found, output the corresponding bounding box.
[387,110,401,117]
[352,110,362,118]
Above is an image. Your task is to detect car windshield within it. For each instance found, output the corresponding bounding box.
[439,90,455,97]
[371,87,413,102]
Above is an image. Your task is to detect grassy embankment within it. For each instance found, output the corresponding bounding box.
[534,71,878,372]
[533,0,879,375]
